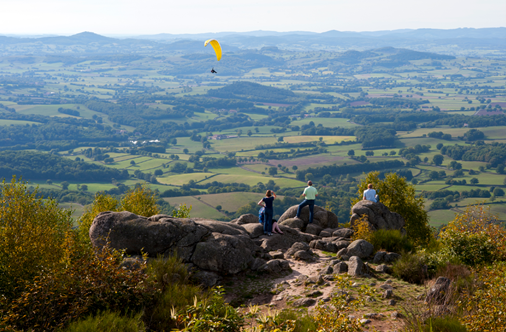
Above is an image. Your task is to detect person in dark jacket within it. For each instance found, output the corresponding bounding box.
[258,190,276,235]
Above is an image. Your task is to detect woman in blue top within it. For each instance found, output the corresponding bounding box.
[258,190,276,236]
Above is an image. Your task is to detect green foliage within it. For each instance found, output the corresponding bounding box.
[64,311,145,332]
[2,241,154,331]
[369,229,414,253]
[354,171,433,246]
[172,203,192,218]
[178,286,244,332]
[120,185,160,217]
[0,176,73,299]
[144,255,202,331]
[440,230,496,267]
[459,262,506,332]
[423,317,467,332]
[392,252,428,284]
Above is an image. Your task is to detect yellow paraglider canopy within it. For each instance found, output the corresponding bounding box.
[204,39,222,61]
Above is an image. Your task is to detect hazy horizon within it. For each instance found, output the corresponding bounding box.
[1,0,505,35]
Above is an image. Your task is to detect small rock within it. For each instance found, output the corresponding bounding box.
[389,299,397,305]
[308,275,324,285]
[293,298,316,307]
[322,297,331,302]
[334,261,348,274]
[346,239,374,259]
[347,256,364,276]
[380,284,394,290]
[360,319,371,325]
[385,279,392,284]
[274,295,284,301]
[382,289,393,299]
[269,250,285,259]
[320,265,333,275]
[375,264,393,274]
[391,311,402,319]
[307,290,323,298]
[369,282,377,287]
[294,250,315,262]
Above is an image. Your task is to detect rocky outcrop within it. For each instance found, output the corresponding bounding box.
[231,213,258,225]
[278,205,339,230]
[257,226,318,251]
[349,201,405,233]
[338,239,374,260]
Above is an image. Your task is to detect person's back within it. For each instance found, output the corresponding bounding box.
[363,183,378,202]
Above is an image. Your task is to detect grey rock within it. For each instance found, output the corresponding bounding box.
[309,239,340,253]
[191,232,258,274]
[278,205,339,229]
[391,311,402,319]
[425,277,451,305]
[382,289,393,299]
[191,270,221,288]
[250,257,268,271]
[307,290,323,298]
[349,201,405,233]
[347,256,364,276]
[305,223,323,235]
[373,251,402,264]
[380,284,394,290]
[260,226,317,252]
[332,228,354,238]
[259,259,292,274]
[337,248,349,259]
[333,262,348,274]
[294,250,315,261]
[308,275,324,285]
[285,241,310,257]
[346,239,374,259]
[279,217,304,230]
[194,218,249,236]
[242,223,265,239]
[293,298,316,307]
[320,228,337,237]
[90,212,210,258]
[333,240,351,251]
[119,256,145,270]
[360,319,371,325]
[320,265,333,275]
[269,250,285,259]
[375,264,393,274]
[389,299,397,305]
[231,213,258,225]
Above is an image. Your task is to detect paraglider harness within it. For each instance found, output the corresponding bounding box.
[258,207,265,224]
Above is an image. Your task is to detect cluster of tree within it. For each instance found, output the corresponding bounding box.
[355,126,397,149]
[441,142,506,165]
[399,144,431,158]
[428,131,452,140]
[295,159,404,181]
[57,108,80,116]
[0,151,128,182]
[257,147,325,160]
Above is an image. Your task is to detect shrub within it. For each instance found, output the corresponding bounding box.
[64,311,145,332]
[459,262,506,331]
[0,177,73,300]
[441,204,506,261]
[351,216,373,242]
[369,229,414,253]
[392,252,428,284]
[172,203,192,218]
[144,255,202,331]
[2,240,154,331]
[120,185,160,217]
[423,317,467,332]
[354,171,433,246]
[440,230,496,267]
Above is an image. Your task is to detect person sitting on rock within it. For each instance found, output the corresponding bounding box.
[296,180,318,223]
[363,183,379,202]
[258,190,276,236]
[271,219,283,234]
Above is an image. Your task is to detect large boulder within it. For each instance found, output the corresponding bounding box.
[90,212,209,260]
[346,239,374,259]
[279,217,304,230]
[349,201,405,233]
[191,232,259,274]
[231,214,258,225]
[258,226,318,251]
[242,223,265,239]
[90,212,262,276]
[278,205,339,229]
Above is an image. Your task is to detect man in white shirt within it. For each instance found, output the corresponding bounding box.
[363,183,378,202]
[296,180,318,223]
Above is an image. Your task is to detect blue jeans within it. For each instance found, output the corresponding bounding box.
[263,208,273,234]
[296,199,315,223]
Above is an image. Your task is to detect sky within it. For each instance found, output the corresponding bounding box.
[1,0,505,35]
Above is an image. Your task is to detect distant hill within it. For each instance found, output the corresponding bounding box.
[0,28,504,56]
